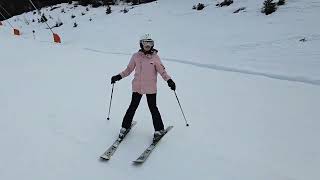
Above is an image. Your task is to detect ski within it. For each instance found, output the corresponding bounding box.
[133,126,173,164]
[100,121,137,160]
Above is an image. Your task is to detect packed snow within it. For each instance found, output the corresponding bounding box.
[1,0,320,180]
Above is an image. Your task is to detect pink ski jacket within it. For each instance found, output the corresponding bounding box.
[119,50,171,94]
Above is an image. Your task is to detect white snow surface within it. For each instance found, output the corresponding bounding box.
[0,0,320,180]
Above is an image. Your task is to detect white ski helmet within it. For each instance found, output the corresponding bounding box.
[140,33,153,42]
[140,33,154,49]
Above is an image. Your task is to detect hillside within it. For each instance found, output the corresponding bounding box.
[1,0,320,180]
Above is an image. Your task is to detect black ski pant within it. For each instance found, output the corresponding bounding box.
[122,92,164,131]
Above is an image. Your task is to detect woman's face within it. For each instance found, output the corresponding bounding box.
[143,44,152,51]
[141,39,154,51]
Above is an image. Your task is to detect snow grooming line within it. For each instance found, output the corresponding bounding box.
[82,47,320,86]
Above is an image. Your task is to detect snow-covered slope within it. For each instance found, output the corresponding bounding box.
[5,0,320,85]
[1,0,320,180]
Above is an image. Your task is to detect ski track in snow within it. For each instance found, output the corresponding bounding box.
[83,47,320,86]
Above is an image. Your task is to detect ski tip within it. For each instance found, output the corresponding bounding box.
[132,160,144,164]
[100,156,110,161]
[166,126,174,131]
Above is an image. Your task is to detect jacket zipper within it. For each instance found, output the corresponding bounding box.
[140,59,143,93]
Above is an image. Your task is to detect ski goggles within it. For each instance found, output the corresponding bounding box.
[141,39,154,47]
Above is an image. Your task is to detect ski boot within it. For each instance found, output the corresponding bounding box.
[119,127,130,139]
[153,129,167,142]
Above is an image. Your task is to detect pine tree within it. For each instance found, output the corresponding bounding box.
[277,0,285,6]
[262,0,277,15]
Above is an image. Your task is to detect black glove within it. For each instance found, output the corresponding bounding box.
[111,74,122,84]
[167,79,176,91]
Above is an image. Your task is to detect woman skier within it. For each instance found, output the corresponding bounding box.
[111,34,176,141]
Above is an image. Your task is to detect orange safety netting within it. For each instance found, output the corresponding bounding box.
[53,33,61,43]
[13,29,20,35]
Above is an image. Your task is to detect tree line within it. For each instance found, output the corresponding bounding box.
[0,0,156,20]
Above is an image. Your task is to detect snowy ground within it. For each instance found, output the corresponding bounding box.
[1,0,320,180]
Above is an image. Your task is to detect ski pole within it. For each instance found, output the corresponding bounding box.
[174,91,189,127]
[107,83,114,120]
